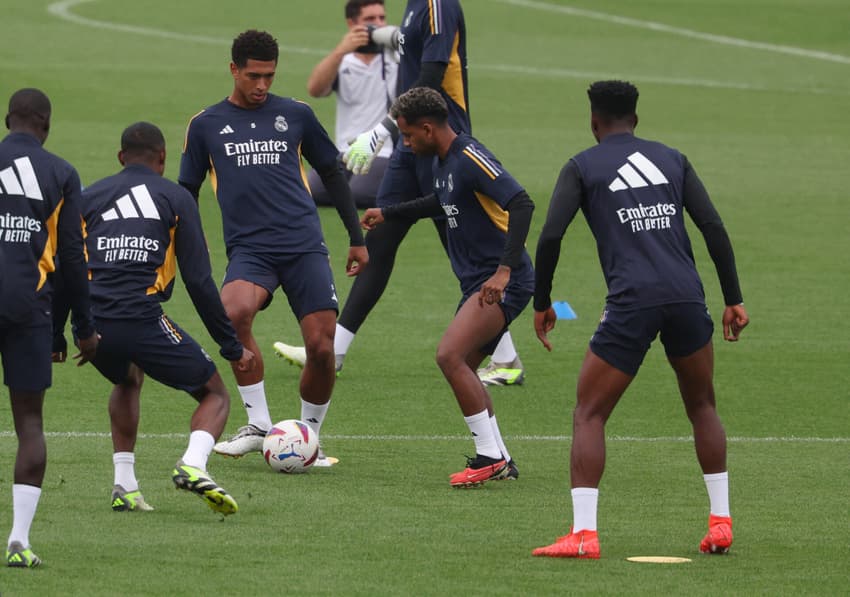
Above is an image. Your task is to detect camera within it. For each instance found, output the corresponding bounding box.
[356,25,382,54]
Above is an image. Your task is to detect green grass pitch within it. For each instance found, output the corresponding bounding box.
[1,0,848,594]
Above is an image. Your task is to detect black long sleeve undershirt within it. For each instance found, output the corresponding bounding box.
[681,156,743,306]
[316,162,365,246]
[383,190,533,270]
[501,191,534,270]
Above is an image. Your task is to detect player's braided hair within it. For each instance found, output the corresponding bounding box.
[231,29,279,67]
[390,87,448,125]
[588,80,639,119]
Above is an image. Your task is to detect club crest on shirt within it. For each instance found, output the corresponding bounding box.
[275,116,288,133]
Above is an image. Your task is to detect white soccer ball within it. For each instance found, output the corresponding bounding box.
[263,419,319,474]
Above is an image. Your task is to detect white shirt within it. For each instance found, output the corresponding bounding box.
[334,49,398,158]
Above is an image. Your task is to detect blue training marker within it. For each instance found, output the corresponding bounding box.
[552,300,577,320]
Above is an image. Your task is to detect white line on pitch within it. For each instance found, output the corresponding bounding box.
[496,0,850,65]
[45,0,847,95]
[1,431,845,443]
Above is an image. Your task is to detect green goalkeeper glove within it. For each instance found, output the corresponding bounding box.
[342,122,392,175]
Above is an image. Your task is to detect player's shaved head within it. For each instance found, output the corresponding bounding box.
[232,29,279,67]
[121,122,165,158]
[588,80,639,120]
[6,88,51,134]
[391,87,449,126]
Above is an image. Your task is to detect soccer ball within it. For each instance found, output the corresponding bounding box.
[262,419,319,474]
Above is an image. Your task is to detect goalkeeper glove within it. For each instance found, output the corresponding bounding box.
[342,122,392,175]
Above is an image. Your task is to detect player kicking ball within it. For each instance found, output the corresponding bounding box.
[360,88,535,487]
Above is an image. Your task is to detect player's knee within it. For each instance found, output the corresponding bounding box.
[435,345,462,375]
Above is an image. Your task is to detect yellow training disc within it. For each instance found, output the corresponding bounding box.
[626,556,692,564]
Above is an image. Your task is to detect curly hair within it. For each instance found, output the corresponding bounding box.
[390,87,448,125]
[231,29,279,67]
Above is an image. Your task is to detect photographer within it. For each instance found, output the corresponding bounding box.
[305,0,398,209]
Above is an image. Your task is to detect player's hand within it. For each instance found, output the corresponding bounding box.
[534,308,557,352]
[52,351,67,363]
[235,348,256,372]
[346,245,369,277]
[360,208,385,230]
[73,332,100,367]
[342,123,391,175]
[478,266,510,308]
[722,303,749,341]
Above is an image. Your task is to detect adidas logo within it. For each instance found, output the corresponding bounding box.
[0,157,43,200]
[102,184,161,221]
[219,125,235,135]
[608,151,669,192]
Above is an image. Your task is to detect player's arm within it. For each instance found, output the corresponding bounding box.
[477,190,534,308]
[361,193,443,229]
[533,161,582,351]
[50,265,71,362]
[173,192,247,362]
[178,115,208,202]
[307,27,371,97]
[344,60,447,175]
[681,157,748,340]
[303,105,369,275]
[56,169,98,363]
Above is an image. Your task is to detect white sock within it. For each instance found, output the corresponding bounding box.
[489,414,511,463]
[238,381,273,430]
[571,487,599,532]
[8,484,41,548]
[703,471,730,517]
[334,324,355,357]
[113,451,138,491]
[463,410,501,460]
[182,430,215,471]
[301,399,330,437]
[491,332,517,363]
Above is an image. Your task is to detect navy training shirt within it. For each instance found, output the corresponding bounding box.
[398,0,471,136]
[432,133,533,294]
[571,133,706,309]
[179,94,339,256]
[0,132,94,337]
[83,164,242,359]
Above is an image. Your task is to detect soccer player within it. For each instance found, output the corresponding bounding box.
[303,0,398,209]
[531,81,749,559]
[360,87,534,486]
[277,0,526,385]
[0,88,99,567]
[80,122,255,515]
[178,30,368,463]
